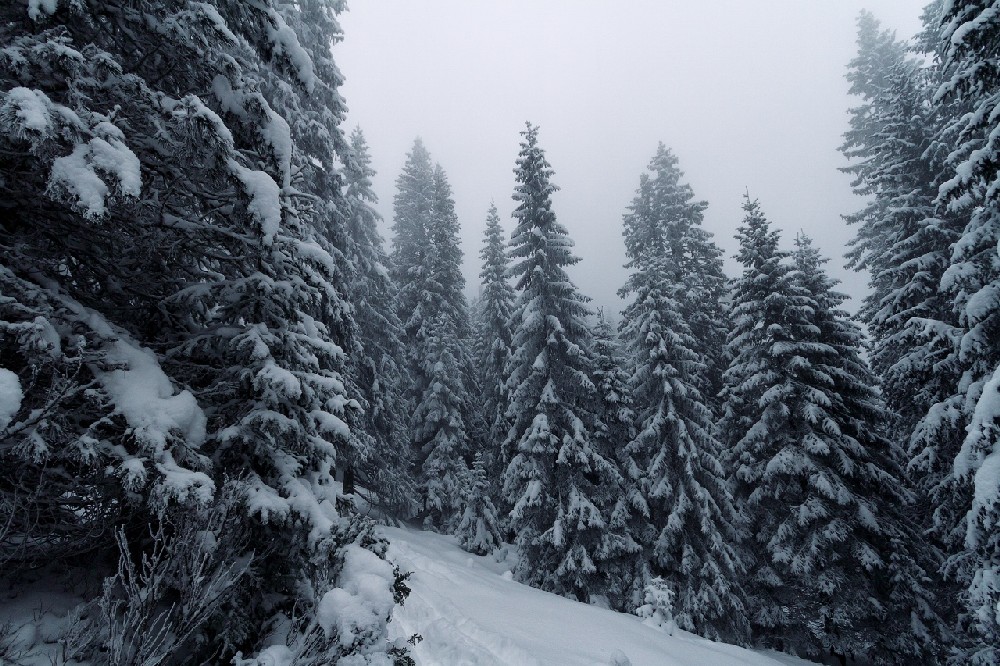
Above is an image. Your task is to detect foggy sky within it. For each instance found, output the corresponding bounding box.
[335,1,927,316]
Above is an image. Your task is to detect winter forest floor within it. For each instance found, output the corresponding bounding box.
[0,520,824,665]
[382,526,814,666]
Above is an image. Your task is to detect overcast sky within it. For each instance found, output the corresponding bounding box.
[335,1,926,316]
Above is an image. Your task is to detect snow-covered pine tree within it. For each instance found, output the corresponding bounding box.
[722,200,832,654]
[0,4,222,579]
[791,234,950,663]
[502,122,618,602]
[933,2,1000,660]
[840,14,970,596]
[392,139,435,390]
[429,164,473,340]
[590,310,651,614]
[343,126,415,518]
[477,202,516,470]
[413,313,472,531]
[430,165,486,462]
[590,312,635,474]
[841,12,958,398]
[156,3,412,660]
[682,222,731,415]
[618,147,745,642]
[1,2,409,661]
[391,143,473,529]
[620,145,728,409]
[722,199,938,661]
[456,451,503,555]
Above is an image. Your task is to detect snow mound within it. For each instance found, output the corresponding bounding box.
[0,367,22,430]
[318,544,397,646]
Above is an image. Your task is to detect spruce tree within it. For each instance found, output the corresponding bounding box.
[429,164,472,338]
[840,13,969,582]
[619,147,745,642]
[620,145,728,409]
[391,142,473,529]
[392,138,435,386]
[477,202,516,469]
[682,222,731,414]
[724,201,840,653]
[456,451,503,556]
[412,313,471,531]
[792,234,950,663]
[501,122,617,602]
[722,199,939,661]
[934,2,1000,660]
[590,310,651,613]
[343,127,415,518]
[0,1,407,661]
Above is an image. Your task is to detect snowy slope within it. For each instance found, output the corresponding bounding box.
[382,526,813,666]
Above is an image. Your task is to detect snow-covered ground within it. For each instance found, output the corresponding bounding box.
[0,524,814,665]
[382,526,813,666]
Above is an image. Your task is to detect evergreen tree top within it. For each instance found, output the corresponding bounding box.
[621,143,707,271]
[846,11,912,100]
[734,196,783,271]
[791,233,845,306]
[429,164,464,279]
[645,144,707,223]
[392,138,435,248]
[480,202,509,286]
[513,122,560,206]
[346,127,377,205]
[593,309,618,347]
[509,123,586,307]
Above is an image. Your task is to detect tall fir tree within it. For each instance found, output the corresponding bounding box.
[392,138,435,386]
[722,200,825,654]
[933,2,1000,660]
[501,123,617,602]
[476,202,516,470]
[0,1,407,661]
[428,164,472,338]
[722,199,941,661]
[620,145,728,410]
[342,127,415,518]
[792,234,950,663]
[590,310,650,613]
[682,222,731,414]
[391,141,473,529]
[840,14,970,595]
[619,146,745,642]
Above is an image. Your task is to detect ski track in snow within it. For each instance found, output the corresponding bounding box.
[382,526,812,666]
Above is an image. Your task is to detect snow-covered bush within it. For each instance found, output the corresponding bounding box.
[91,506,249,665]
[456,452,502,556]
[233,516,413,666]
[635,577,678,636]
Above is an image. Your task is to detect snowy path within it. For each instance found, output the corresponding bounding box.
[382,526,811,666]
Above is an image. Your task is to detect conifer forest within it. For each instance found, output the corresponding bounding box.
[2,1,1000,665]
